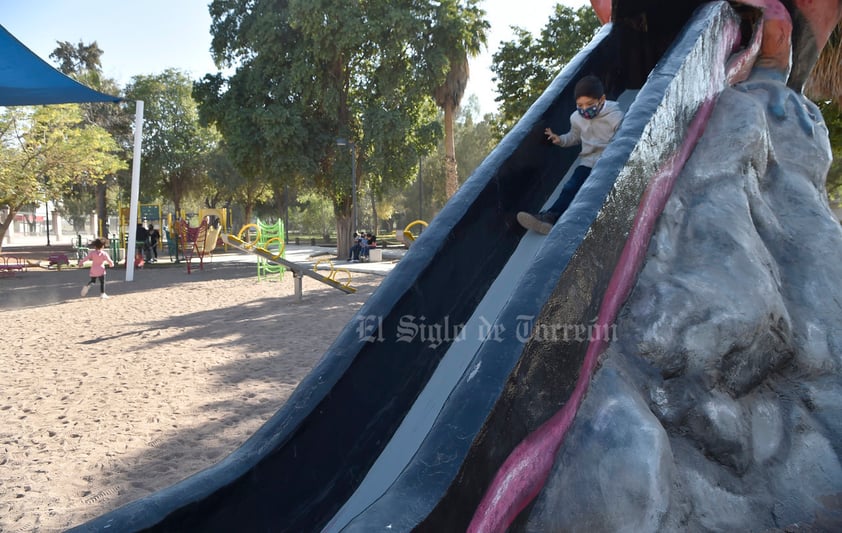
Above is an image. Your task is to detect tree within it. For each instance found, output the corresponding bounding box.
[50,41,132,236]
[805,26,842,206]
[491,5,600,133]
[288,192,335,239]
[193,69,292,229]
[50,40,103,74]
[0,105,125,249]
[430,0,489,198]
[815,100,842,203]
[199,0,446,258]
[204,143,271,224]
[804,20,841,106]
[125,69,220,216]
[395,96,496,226]
[455,95,497,185]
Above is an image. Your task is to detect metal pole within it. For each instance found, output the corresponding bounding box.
[418,157,423,221]
[125,100,144,282]
[45,199,51,246]
[351,142,357,232]
[283,185,290,243]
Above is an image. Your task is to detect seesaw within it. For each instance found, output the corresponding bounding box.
[397,219,428,248]
[25,253,70,271]
[220,233,356,299]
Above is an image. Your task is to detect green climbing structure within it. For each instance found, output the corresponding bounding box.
[256,218,286,281]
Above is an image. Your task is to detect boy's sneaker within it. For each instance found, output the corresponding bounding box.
[100,293,110,299]
[517,211,558,235]
[80,285,90,297]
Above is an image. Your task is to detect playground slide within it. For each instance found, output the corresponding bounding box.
[72,3,758,531]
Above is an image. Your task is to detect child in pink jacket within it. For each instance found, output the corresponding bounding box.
[78,239,115,299]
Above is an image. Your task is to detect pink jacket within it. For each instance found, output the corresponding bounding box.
[80,249,114,277]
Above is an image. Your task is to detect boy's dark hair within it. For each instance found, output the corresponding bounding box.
[93,238,104,249]
[574,75,605,99]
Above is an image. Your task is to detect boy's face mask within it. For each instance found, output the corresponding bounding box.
[576,96,605,120]
[576,100,605,120]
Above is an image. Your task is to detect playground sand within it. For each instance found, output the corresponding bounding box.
[0,259,384,532]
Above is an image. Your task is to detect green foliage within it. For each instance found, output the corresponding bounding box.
[62,182,98,231]
[455,96,497,182]
[392,98,496,227]
[284,97,495,235]
[199,0,476,255]
[288,192,335,238]
[50,40,104,75]
[817,100,842,203]
[430,0,489,105]
[492,5,601,133]
[205,143,272,223]
[0,105,125,245]
[427,0,489,198]
[203,145,241,207]
[50,40,133,231]
[125,69,221,213]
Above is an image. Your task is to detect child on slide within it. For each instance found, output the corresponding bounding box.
[518,75,624,235]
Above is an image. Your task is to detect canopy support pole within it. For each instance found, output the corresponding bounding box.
[125,100,144,282]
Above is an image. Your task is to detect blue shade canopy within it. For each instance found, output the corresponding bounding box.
[0,24,121,106]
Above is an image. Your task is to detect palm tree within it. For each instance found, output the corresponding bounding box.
[431,0,489,199]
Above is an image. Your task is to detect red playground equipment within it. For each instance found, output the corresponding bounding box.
[173,219,222,274]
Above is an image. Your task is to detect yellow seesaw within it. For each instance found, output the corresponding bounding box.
[220,233,356,298]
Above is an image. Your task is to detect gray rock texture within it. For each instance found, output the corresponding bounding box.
[526,78,842,531]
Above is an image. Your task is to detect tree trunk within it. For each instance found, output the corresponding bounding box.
[444,102,459,199]
[369,188,379,234]
[0,206,17,252]
[336,213,354,261]
[96,182,107,238]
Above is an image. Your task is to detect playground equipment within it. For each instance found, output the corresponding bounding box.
[72,235,88,262]
[21,252,70,271]
[221,232,355,300]
[244,219,287,281]
[198,208,230,250]
[173,219,222,274]
[198,208,229,235]
[164,228,178,261]
[0,255,27,276]
[312,257,353,288]
[79,3,842,532]
[397,219,428,248]
[230,219,290,282]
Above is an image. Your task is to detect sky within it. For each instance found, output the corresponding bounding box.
[0,0,589,116]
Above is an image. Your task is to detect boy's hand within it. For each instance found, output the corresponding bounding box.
[544,128,559,144]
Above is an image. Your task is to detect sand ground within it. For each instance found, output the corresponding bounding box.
[0,246,384,532]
